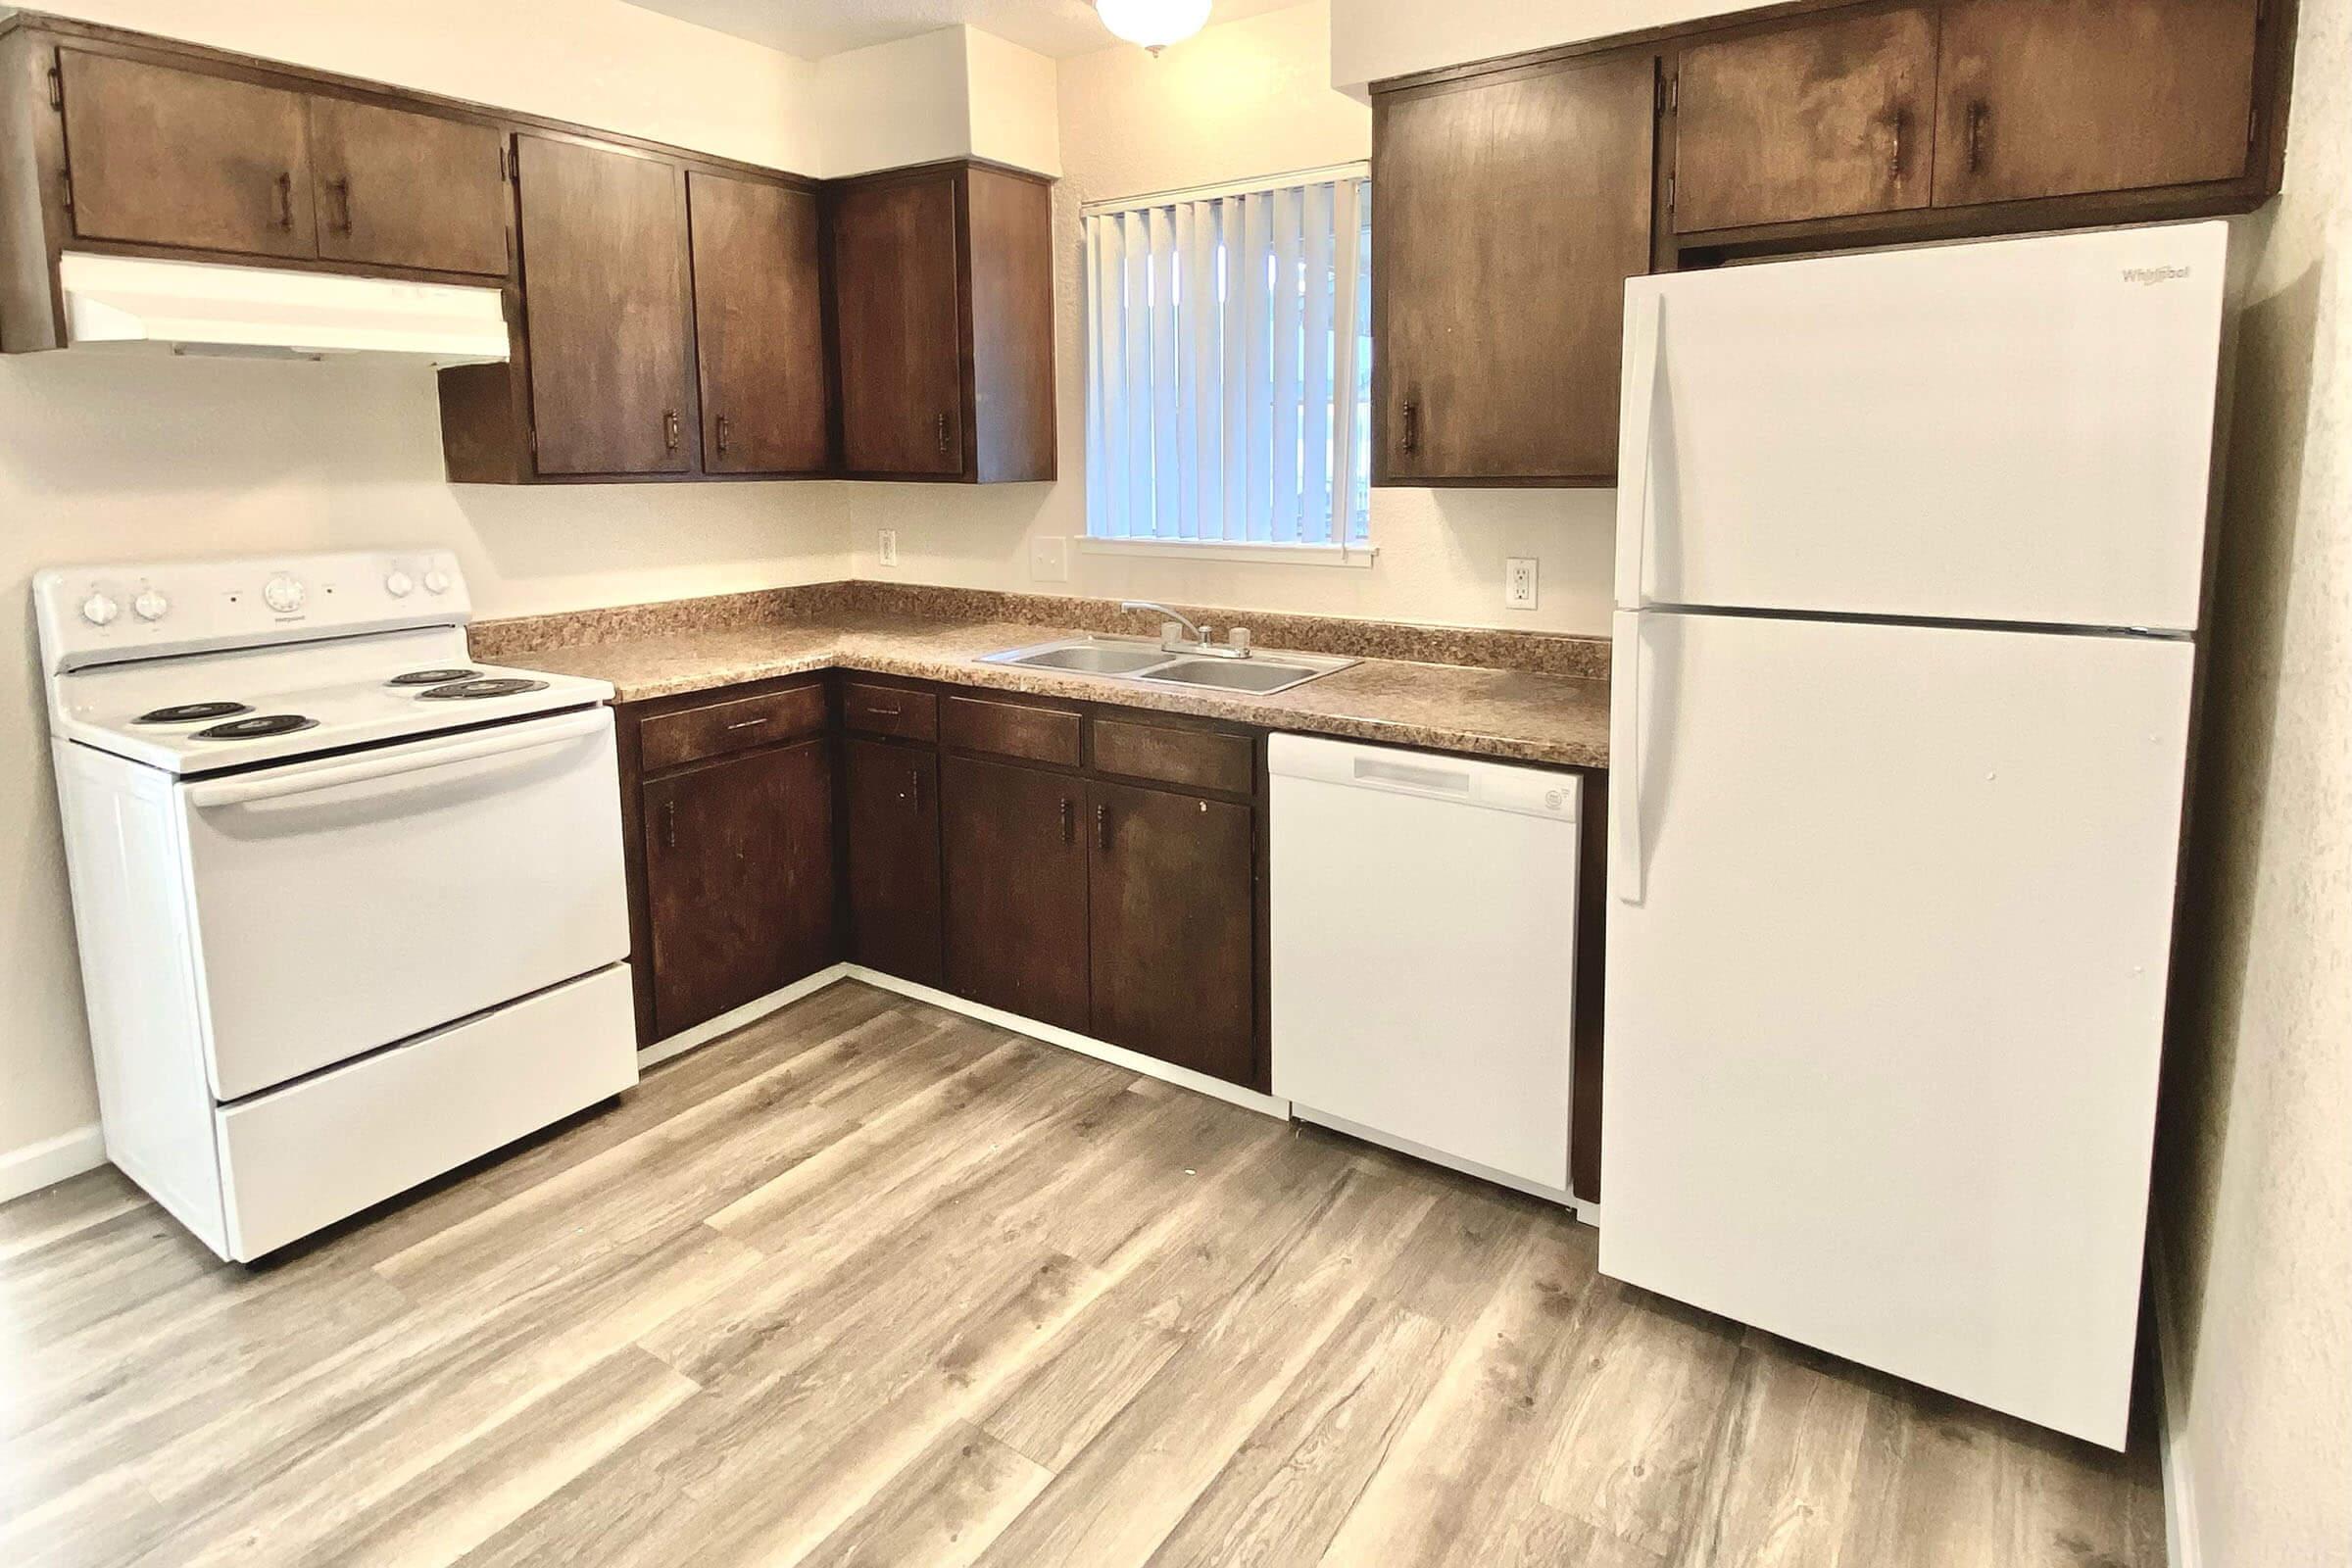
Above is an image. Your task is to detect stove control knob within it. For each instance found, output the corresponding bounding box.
[80,592,119,626]
[264,574,306,614]
[384,570,415,599]
[133,589,169,622]
[422,567,453,596]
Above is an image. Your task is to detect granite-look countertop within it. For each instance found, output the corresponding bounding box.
[491,609,1611,770]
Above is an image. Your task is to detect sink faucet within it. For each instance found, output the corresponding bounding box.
[1121,601,1251,660]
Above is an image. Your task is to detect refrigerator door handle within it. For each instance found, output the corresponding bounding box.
[1616,291,1665,611]
[1612,609,1645,905]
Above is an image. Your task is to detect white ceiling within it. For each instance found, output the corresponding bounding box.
[624,0,1303,61]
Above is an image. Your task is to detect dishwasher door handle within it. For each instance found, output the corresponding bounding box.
[1350,757,1474,797]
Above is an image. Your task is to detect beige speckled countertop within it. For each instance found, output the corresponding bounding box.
[489,609,1611,770]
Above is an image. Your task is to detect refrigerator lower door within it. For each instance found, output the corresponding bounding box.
[1602,609,2192,1447]
[1616,221,2224,631]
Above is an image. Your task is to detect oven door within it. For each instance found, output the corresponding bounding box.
[176,707,630,1101]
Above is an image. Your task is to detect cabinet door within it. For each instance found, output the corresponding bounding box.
[1674,7,1936,232]
[643,739,835,1040]
[1934,0,2260,207]
[1375,51,1657,483]
[1088,780,1255,1085]
[308,98,508,275]
[687,172,828,474]
[844,738,943,986]
[941,756,1088,1032]
[831,174,965,476]
[58,50,316,259]
[515,134,695,476]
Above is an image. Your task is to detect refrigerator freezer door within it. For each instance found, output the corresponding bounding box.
[1616,221,2225,631]
[1601,609,2192,1447]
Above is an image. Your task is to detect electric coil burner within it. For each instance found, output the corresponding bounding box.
[386,668,481,687]
[416,677,550,700]
[193,713,318,740]
[135,701,253,725]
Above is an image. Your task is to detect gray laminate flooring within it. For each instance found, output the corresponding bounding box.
[0,980,2166,1566]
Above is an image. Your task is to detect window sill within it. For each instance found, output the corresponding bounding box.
[1078,537,1379,569]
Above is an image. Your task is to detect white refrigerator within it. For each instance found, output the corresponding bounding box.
[1599,220,2226,1449]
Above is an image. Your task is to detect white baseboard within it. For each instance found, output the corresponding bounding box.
[635,964,855,1069]
[1296,1105,1582,1218]
[0,1122,108,1205]
[2151,1226,2203,1568]
[844,966,1292,1120]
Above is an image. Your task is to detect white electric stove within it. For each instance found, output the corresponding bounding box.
[36,550,638,1261]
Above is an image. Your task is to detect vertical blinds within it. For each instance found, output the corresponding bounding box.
[1084,170,1371,547]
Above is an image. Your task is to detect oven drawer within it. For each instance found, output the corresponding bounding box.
[177,708,631,1101]
[215,963,638,1259]
[640,682,827,773]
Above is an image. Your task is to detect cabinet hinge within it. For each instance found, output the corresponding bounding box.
[45,62,62,112]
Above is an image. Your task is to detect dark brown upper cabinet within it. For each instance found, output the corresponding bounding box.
[1933,0,2263,207]
[514,133,697,478]
[828,160,1055,484]
[57,49,318,260]
[687,171,828,475]
[1373,50,1657,486]
[307,96,508,275]
[1674,6,1937,233]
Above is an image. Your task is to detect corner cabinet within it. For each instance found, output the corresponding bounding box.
[828,161,1057,483]
[1372,50,1659,487]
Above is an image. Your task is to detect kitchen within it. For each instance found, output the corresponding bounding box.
[1,1,2344,1565]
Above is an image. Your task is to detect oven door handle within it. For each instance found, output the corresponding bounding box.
[184,709,610,809]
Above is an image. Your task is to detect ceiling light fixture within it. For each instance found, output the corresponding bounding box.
[1096,0,1211,55]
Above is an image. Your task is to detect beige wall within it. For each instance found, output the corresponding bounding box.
[840,1,1618,636]
[2160,0,2352,1559]
[1328,0,1774,90]
[0,3,858,1176]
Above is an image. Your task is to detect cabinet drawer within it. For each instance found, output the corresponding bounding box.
[639,682,827,773]
[941,694,1082,766]
[843,681,939,741]
[1091,717,1254,795]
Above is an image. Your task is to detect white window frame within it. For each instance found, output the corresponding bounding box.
[1081,162,1376,567]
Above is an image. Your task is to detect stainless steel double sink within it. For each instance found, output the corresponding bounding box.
[976,636,1354,696]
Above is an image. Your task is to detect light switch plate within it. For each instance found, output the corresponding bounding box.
[1505,557,1539,611]
[1029,535,1070,583]
[877,528,899,568]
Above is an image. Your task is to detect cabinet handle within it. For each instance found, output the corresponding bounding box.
[274,171,294,230]
[664,410,681,453]
[723,716,768,731]
[863,702,902,717]
[1965,100,1987,176]
[936,413,951,455]
[1400,398,1419,455]
[662,798,677,852]
[327,175,353,234]
[1096,803,1110,852]
[715,415,730,456]
[908,767,923,811]
[1059,797,1075,844]
[1888,106,1907,180]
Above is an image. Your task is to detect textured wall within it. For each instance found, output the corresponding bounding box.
[837,1,1621,638]
[2159,0,2352,1558]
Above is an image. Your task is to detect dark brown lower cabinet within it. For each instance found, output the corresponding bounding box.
[941,755,1091,1034]
[843,738,944,986]
[641,736,835,1039]
[1086,779,1254,1085]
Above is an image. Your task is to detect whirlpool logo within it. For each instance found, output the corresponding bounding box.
[2123,264,2193,286]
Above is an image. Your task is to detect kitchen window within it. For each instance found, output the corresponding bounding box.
[1082,165,1374,564]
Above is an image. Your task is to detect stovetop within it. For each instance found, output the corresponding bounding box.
[50,629,614,777]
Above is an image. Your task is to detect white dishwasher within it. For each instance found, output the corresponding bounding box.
[1270,734,1582,1202]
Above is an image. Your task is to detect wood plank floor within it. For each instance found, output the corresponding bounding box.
[0,980,2166,1567]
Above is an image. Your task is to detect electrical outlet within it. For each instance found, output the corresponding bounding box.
[1505,557,1539,611]
[1029,535,1069,583]
[877,528,899,568]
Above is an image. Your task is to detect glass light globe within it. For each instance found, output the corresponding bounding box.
[1096,0,1213,54]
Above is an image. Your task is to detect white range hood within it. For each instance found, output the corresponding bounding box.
[58,252,510,364]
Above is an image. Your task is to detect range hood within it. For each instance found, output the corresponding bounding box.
[58,252,510,365]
